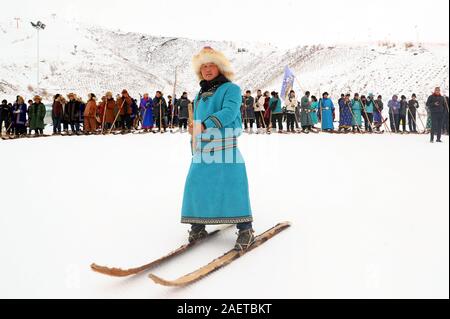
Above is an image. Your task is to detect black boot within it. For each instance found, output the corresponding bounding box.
[188,225,208,243]
[235,229,255,251]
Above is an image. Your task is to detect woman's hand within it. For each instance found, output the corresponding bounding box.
[189,122,205,136]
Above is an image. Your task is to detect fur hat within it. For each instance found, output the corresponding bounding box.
[33,95,42,102]
[192,46,235,81]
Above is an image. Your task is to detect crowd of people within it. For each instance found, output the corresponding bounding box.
[0,87,448,142]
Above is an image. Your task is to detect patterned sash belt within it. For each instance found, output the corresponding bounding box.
[196,136,238,154]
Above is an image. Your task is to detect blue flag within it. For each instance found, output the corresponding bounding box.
[281,66,295,101]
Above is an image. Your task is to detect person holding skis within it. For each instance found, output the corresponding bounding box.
[408,94,419,133]
[373,95,384,131]
[399,95,408,133]
[153,91,168,133]
[338,93,353,133]
[242,90,256,133]
[181,46,254,251]
[388,95,401,132]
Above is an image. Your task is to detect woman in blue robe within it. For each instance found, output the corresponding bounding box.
[310,96,319,127]
[319,92,335,131]
[140,94,154,131]
[338,94,353,132]
[181,47,254,251]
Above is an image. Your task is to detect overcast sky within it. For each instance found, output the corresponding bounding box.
[2,0,449,48]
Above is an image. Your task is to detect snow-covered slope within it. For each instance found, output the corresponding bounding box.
[0,133,448,298]
[0,16,448,107]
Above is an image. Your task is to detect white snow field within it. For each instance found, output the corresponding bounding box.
[0,132,448,299]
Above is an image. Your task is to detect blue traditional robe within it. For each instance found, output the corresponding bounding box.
[181,82,253,225]
[338,99,353,128]
[140,98,154,129]
[351,99,363,126]
[310,101,319,125]
[320,98,334,130]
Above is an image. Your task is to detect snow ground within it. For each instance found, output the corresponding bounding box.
[0,132,448,299]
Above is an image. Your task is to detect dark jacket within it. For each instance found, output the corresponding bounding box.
[374,100,384,112]
[0,103,11,120]
[399,100,408,116]
[242,96,255,119]
[408,99,419,114]
[153,97,168,118]
[176,97,190,119]
[65,100,81,122]
[426,94,445,114]
[52,100,64,118]
[13,103,27,125]
[28,102,46,130]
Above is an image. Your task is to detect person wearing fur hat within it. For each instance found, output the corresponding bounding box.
[84,93,98,134]
[28,96,46,136]
[181,47,255,251]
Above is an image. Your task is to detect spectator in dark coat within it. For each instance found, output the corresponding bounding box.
[426,87,445,143]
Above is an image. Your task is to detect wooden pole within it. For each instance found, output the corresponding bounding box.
[109,100,125,135]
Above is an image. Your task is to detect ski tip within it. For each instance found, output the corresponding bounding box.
[278,221,292,228]
[90,263,130,277]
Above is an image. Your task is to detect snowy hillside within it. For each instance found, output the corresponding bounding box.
[0,133,448,298]
[0,16,449,108]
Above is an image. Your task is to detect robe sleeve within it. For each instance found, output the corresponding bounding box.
[203,84,242,129]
